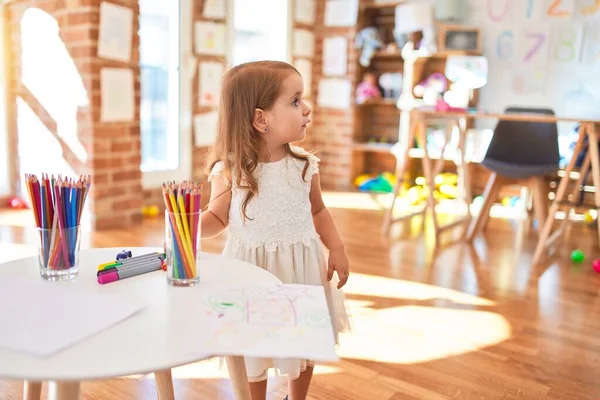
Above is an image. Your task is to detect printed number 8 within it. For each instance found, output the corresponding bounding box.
[496,31,514,60]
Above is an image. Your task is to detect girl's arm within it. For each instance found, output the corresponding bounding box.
[310,173,349,288]
[201,174,231,239]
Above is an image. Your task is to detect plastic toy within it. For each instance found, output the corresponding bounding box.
[379,72,403,99]
[7,196,28,209]
[584,211,595,224]
[571,249,585,263]
[116,250,133,261]
[354,27,384,67]
[142,205,160,218]
[356,73,382,104]
[593,259,600,273]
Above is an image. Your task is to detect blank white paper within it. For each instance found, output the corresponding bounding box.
[293,30,315,58]
[318,78,352,109]
[323,36,348,76]
[100,68,135,122]
[97,1,133,63]
[295,0,316,24]
[0,278,144,357]
[324,0,358,27]
[194,111,219,147]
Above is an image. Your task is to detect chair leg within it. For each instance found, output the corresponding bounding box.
[530,177,549,234]
[466,172,503,241]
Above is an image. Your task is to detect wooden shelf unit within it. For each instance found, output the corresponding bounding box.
[351,1,403,183]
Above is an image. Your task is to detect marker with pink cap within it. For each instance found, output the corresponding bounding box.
[98,259,164,284]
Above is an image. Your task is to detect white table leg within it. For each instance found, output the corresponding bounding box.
[23,381,42,400]
[154,369,175,400]
[47,381,80,400]
[226,356,251,400]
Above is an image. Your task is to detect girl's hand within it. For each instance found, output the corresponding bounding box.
[327,248,349,289]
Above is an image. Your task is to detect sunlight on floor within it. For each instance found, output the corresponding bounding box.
[338,273,510,364]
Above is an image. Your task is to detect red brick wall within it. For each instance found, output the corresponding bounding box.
[5,0,142,229]
[307,0,359,190]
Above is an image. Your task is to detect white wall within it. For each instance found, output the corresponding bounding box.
[0,5,10,196]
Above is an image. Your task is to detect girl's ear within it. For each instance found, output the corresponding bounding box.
[253,108,268,133]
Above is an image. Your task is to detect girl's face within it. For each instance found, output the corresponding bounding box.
[264,73,312,146]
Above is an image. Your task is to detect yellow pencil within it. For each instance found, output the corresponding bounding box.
[168,190,195,278]
[177,189,195,276]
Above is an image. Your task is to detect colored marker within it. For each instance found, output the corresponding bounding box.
[96,258,163,276]
[98,252,165,272]
[97,261,164,284]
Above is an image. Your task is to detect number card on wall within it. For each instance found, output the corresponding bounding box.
[518,28,550,67]
[545,0,575,17]
[552,25,583,63]
[582,21,600,64]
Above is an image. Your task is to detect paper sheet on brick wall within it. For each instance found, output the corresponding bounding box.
[295,59,313,96]
[203,0,227,19]
[293,30,315,58]
[295,0,316,24]
[194,111,219,147]
[323,37,348,76]
[180,283,338,362]
[199,62,224,107]
[194,22,227,55]
[100,68,135,122]
[97,1,133,63]
[324,0,358,27]
[317,78,351,109]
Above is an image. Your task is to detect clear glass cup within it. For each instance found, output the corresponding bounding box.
[165,210,201,287]
[37,226,81,281]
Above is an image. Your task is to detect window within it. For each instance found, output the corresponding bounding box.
[139,0,192,187]
[231,0,290,66]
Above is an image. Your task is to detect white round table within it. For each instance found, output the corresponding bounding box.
[0,247,281,400]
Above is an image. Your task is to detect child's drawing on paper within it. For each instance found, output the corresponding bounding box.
[197,283,338,362]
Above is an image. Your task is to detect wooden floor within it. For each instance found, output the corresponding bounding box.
[1,192,600,400]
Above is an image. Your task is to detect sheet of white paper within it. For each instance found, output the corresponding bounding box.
[97,1,133,63]
[323,36,348,76]
[295,0,316,24]
[194,21,227,55]
[194,111,219,146]
[189,284,338,362]
[325,0,358,27]
[293,30,315,58]
[318,78,352,109]
[0,278,144,357]
[295,59,313,96]
[100,68,135,122]
[394,2,434,35]
[199,62,224,107]
[203,0,227,19]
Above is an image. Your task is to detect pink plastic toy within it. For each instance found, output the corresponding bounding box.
[593,259,600,273]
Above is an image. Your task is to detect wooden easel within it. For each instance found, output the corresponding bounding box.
[532,122,600,265]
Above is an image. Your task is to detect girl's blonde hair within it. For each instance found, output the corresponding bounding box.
[208,60,310,220]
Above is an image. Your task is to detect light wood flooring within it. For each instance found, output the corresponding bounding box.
[1,193,600,400]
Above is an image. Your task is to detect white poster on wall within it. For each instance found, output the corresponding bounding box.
[199,62,224,107]
[295,0,316,24]
[293,30,315,58]
[323,36,348,76]
[194,111,219,147]
[203,0,227,19]
[317,78,351,109]
[194,22,227,55]
[295,59,313,96]
[324,0,358,27]
[100,68,134,122]
[97,2,133,63]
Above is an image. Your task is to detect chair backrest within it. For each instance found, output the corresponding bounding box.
[484,107,560,166]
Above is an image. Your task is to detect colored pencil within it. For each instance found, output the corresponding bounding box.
[24,174,92,270]
[161,181,202,280]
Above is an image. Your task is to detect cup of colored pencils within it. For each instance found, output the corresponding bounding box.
[162,181,202,287]
[25,173,91,281]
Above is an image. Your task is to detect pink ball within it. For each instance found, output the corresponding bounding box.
[593,259,600,273]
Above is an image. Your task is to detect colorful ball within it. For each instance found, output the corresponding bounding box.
[593,259,600,273]
[571,249,585,263]
[584,211,595,224]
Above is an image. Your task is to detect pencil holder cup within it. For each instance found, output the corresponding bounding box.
[165,210,201,287]
[37,225,81,281]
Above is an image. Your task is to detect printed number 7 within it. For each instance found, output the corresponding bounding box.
[525,33,546,62]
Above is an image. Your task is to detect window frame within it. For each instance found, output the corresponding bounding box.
[141,0,194,189]
[0,4,13,197]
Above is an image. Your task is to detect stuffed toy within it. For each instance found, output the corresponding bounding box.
[356,72,382,104]
[354,27,384,67]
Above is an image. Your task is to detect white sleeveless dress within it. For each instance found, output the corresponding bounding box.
[209,146,351,382]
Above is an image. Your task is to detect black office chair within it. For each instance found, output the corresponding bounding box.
[466,107,559,240]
